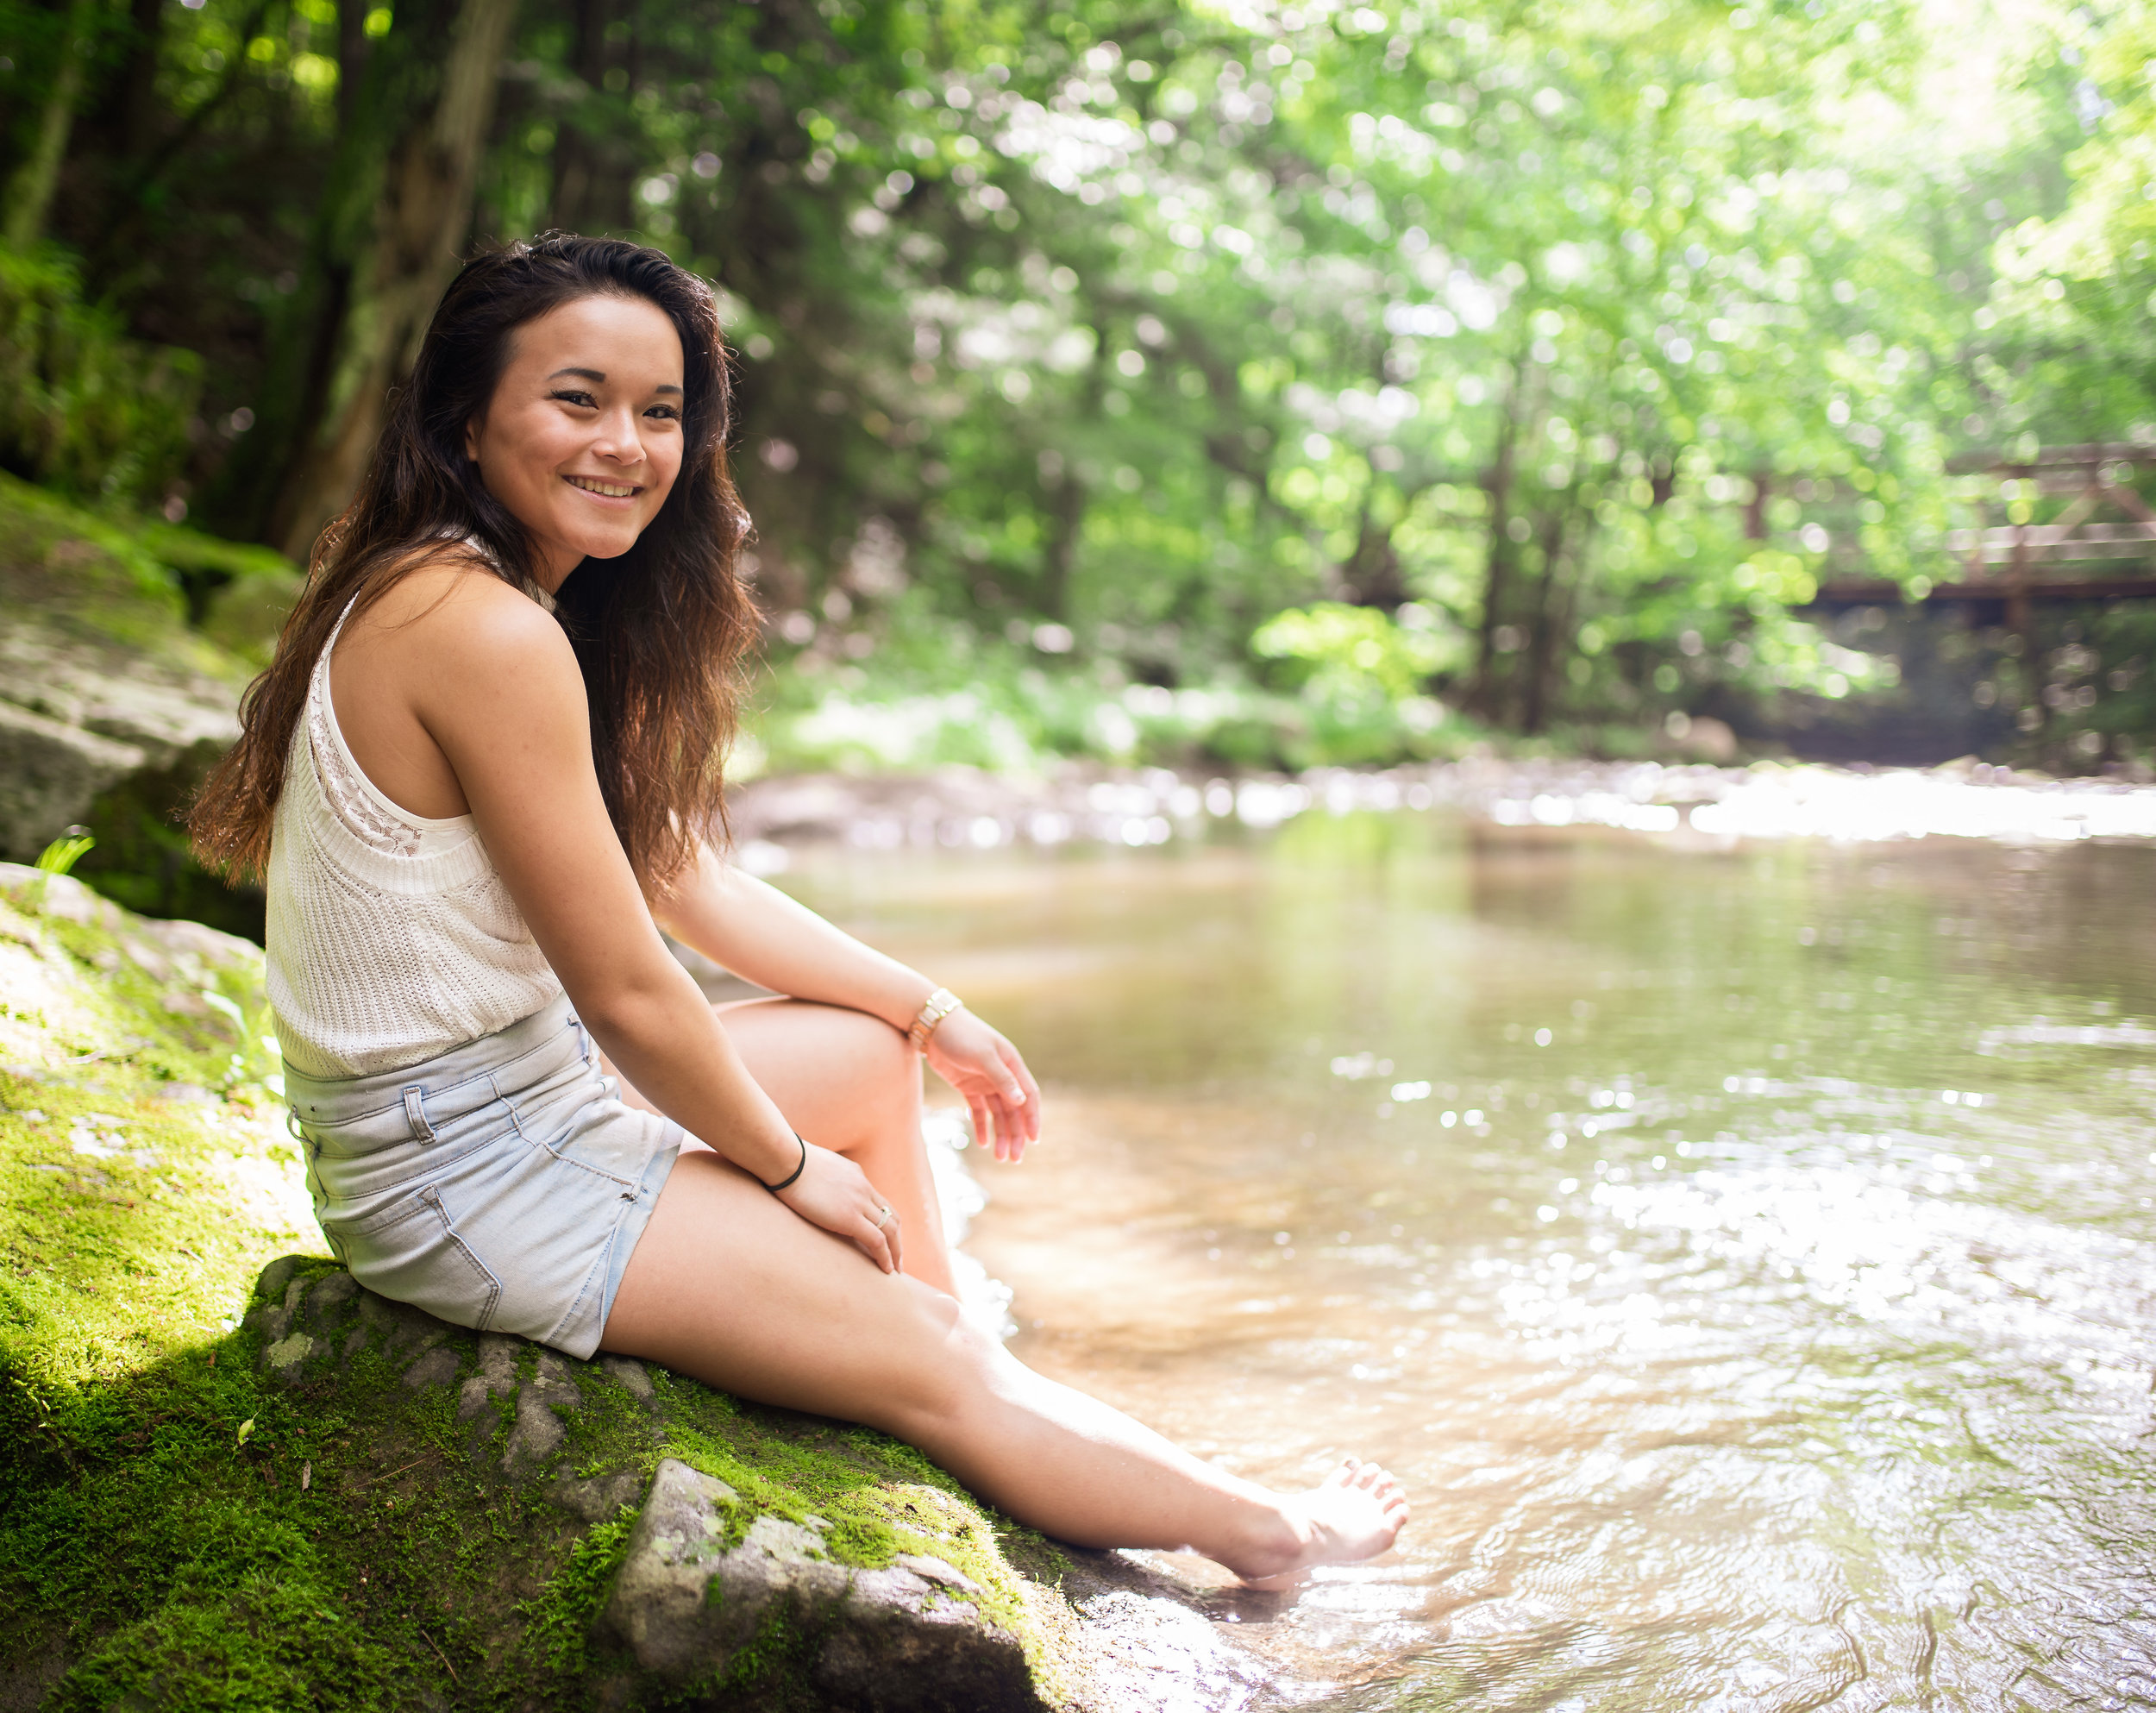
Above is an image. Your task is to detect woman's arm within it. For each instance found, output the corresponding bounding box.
[381,573,904,1269]
[656,844,1043,1160]
[655,844,933,1032]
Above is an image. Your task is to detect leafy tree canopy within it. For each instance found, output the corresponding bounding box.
[1,0,2149,771]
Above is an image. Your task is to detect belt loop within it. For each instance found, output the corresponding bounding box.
[402,1085,436,1143]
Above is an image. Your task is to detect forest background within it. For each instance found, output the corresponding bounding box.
[5,0,2156,787]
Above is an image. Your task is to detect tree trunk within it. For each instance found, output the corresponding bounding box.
[1744,469,1770,540]
[98,0,166,160]
[266,0,521,559]
[1520,505,1572,735]
[1342,505,1407,608]
[549,0,636,232]
[1040,469,1086,623]
[3,0,98,248]
[1038,325,1107,620]
[89,0,276,273]
[1533,527,1591,737]
[338,0,373,133]
[201,3,466,543]
[1468,366,1525,719]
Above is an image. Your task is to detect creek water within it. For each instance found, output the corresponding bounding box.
[777,810,2156,1710]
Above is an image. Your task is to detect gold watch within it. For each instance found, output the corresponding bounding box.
[906,987,964,1052]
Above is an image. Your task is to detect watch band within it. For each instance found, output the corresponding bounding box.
[906,987,964,1052]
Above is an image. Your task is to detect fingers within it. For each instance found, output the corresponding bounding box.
[951,1061,1006,1158]
[856,1208,898,1274]
[964,1038,1036,1163]
[924,1017,1044,1162]
[777,1147,905,1276]
[986,1064,1028,1164]
[997,1039,1043,1148]
[865,1197,901,1273]
[875,1201,904,1272]
[988,1093,1020,1162]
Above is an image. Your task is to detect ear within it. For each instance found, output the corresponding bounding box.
[463,414,484,462]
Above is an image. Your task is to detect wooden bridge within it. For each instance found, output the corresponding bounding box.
[1804,443,2156,619]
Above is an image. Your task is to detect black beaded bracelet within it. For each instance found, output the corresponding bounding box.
[761,1132,808,1194]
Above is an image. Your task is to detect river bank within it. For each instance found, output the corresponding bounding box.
[726,753,2156,874]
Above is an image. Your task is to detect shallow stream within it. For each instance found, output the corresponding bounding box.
[779,809,2156,1710]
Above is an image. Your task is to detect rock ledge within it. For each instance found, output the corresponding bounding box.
[245,1255,1288,1712]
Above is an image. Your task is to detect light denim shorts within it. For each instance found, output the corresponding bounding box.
[282,995,681,1359]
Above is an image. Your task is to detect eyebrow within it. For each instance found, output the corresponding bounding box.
[547,366,682,395]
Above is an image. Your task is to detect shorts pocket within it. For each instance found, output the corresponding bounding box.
[319,1186,502,1333]
[310,1103,522,1202]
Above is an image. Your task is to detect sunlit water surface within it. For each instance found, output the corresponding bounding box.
[778,813,2156,1711]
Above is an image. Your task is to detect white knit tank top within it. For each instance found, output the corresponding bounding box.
[264,599,563,1078]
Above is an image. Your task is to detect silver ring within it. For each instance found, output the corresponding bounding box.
[874,1205,896,1229]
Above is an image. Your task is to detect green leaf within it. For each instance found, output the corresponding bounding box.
[34,832,94,876]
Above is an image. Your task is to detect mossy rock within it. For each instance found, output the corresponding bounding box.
[240,1257,1068,1710]
[0,862,1284,1711]
[0,475,295,932]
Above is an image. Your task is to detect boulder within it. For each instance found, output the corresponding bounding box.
[0,606,244,863]
[0,474,296,863]
[601,1459,1034,1709]
[244,1258,1286,1712]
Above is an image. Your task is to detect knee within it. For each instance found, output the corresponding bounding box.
[875,1289,1006,1440]
[828,1002,913,1086]
[867,1015,919,1108]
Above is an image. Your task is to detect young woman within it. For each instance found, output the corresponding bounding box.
[192,233,1407,1583]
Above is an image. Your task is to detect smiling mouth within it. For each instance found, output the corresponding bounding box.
[564,474,641,499]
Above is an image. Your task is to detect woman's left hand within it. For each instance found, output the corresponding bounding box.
[924,1008,1043,1162]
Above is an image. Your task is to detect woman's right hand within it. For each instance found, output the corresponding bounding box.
[774,1142,904,1274]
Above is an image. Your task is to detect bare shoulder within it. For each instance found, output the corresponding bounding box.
[357,555,578,689]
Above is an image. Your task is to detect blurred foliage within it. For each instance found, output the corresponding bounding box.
[1,0,2153,772]
[0,244,199,505]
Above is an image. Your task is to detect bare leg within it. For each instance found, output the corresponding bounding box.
[600,996,957,1295]
[600,1151,1409,1578]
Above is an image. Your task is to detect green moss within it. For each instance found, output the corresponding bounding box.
[0,472,277,676]
[714,1598,827,1703]
[48,1583,397,1713]
[0,873,311,1408]
[522,1508,638,1677]
[0,474,298,935]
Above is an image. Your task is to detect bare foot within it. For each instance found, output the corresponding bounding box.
[1236,1458,1410,1588]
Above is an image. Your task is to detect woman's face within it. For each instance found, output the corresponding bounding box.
[465,292,686,588]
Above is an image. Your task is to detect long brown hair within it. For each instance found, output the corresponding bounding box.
[191,233,755,895]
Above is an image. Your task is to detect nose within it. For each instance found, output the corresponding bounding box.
[590,405,646,466]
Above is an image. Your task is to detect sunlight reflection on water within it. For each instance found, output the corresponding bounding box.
[749,757,2156,867]
[783,808,2156,1711]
